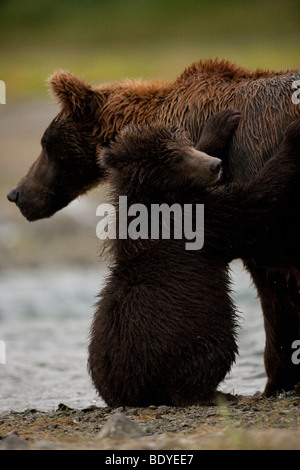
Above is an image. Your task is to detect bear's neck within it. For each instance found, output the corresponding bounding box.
[95,79,172,144]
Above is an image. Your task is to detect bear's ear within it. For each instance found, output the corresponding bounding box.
[97,147,116,172]
[47,70,98,119]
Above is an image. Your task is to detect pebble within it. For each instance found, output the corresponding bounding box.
[0,431,29,450]
[98,412,146,440]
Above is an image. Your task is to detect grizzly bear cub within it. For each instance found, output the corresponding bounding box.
[88,110,300,407]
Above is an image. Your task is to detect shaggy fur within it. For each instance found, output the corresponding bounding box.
[7,58,300,396]
[88,113,300,406]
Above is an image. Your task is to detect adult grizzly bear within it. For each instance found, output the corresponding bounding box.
[89,112,300,406]
[7,58,300,396]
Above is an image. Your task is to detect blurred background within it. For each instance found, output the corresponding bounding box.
[0,0,299,411]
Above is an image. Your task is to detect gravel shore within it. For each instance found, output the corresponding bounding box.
[0,392,299,450]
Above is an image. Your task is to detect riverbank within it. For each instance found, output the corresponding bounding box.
[0,392,299,450]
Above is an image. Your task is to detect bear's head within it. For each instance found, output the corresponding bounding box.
[7,72,107,221]
[98,124,223,201]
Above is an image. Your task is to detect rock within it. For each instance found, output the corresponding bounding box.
[294,383,300,396]
[114,406,125,413]
[81,405,100,413]
[0,431,29,450]
[98,413,146,440]
[56,403,74,412]
[32,440,61,450]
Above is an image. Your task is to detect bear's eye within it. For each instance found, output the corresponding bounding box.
[40,137,50,156]
[41,134,53,154]
[41,137,57,162]
[41,136,46,149]
[165,152,182,164]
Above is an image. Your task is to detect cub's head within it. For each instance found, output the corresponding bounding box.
[98,124,223,199]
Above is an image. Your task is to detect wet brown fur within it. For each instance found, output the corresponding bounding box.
[88,114,300,406]
[8,58,300,396]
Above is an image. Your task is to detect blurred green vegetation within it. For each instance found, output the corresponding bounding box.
[1,0,300,99]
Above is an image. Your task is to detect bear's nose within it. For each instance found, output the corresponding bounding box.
[7,187,20,205]
[209,159,222,174]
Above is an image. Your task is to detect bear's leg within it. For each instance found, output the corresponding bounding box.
[245,259,300,396]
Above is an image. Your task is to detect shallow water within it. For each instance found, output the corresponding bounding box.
[0,261,266,412]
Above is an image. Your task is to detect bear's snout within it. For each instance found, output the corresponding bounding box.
[188,151,223,186]
[7,187,20,206]
[209,159,222,174]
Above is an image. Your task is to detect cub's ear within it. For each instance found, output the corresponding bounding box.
[97,147,116,172]
[47,70,98,119]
